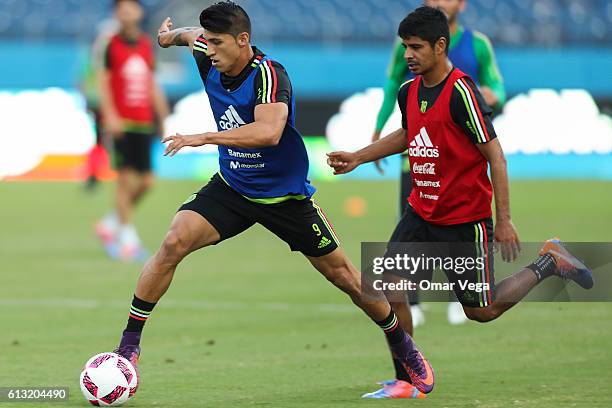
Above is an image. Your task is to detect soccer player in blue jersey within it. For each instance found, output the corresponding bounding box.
[110,1,434,399]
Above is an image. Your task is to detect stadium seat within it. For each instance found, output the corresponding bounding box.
[0,0,608,45]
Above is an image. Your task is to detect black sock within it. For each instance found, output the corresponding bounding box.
[528,253,556,282]
[375,310,405,345]
[393,358,412,382]
[375,311,412,382]
[125,295,156,333]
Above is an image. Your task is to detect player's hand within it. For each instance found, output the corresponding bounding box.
[162,133,205,156]
[104,114,123,139]
[494,219,521,263]
[326,151,360,175]
[157,17,173,47]
[371,130,386,174]
[480,86,498,108]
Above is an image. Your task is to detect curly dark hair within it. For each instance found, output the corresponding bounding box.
[398,6,450,54]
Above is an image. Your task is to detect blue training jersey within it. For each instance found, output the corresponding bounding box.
[403,28,480,85]
[204,56,315,201]
[448,28,479,84]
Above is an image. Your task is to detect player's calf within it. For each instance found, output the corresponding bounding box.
[307,249,362,298]
[462,304,505,323]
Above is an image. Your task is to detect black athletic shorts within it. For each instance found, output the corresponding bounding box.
[113,132,154,172]
[178,174,340,257]
[387,204,495,308]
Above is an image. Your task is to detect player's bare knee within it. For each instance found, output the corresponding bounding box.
[158,230,190,265]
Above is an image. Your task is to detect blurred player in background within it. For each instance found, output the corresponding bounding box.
[328,6,593,398]
[95,0,169,261]
[112,1,436,399]
[80,18,118,191]
[373,0,506,326]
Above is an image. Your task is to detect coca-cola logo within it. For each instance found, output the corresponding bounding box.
[412,162,436,175]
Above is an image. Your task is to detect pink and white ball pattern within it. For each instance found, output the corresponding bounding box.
[79,352,138,406]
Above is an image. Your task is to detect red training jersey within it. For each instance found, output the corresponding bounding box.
[106,33,154,125]
[406,68,493,225]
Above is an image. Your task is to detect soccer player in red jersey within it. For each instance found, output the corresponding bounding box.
[95,0,170,261]
[328,6,593,398]
[373,0,507,327]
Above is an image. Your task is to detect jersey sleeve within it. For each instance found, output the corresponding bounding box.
[451,76,497,144]
[253,60,291,106]
[375,39,409,132]
[192,35,212,84]
[473,31,506,108]
[397,80,413,130]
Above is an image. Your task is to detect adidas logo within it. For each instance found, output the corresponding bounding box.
[409,127,439,158]
[462,291,476,302]
[219,105,246,130]
[318,236,332,249]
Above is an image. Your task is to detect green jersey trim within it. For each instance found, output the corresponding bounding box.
[217,172,307,204]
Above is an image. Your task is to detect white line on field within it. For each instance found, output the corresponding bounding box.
[0,298,358,314]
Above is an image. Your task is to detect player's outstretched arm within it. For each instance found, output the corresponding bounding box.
[157,17,203,51]
[477,138,521,262]
[204,103,287,148]
[162,103,288,156]
[327,128,406,175]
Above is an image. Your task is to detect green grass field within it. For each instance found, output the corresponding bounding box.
[1,179,611,407]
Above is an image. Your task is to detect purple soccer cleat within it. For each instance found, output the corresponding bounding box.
[114,332,141,397]
[390,336,435,394]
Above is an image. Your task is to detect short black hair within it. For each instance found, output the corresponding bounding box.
[199,1,251,37]
[397,6,450,54]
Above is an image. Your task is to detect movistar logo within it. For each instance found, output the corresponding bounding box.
[219,105,246,130]
[409,127,439,158]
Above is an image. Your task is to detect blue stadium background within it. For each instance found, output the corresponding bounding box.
[0,0,610,180]
[1,0,611,115]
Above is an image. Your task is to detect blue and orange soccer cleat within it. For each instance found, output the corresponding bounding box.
[377,379,398,386]
[362,380,426,399]
[105,242,149,263]
[94,220,116,246]
[539,238,594,289]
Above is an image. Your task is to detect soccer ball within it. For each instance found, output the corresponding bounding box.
[79,352,138,406]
